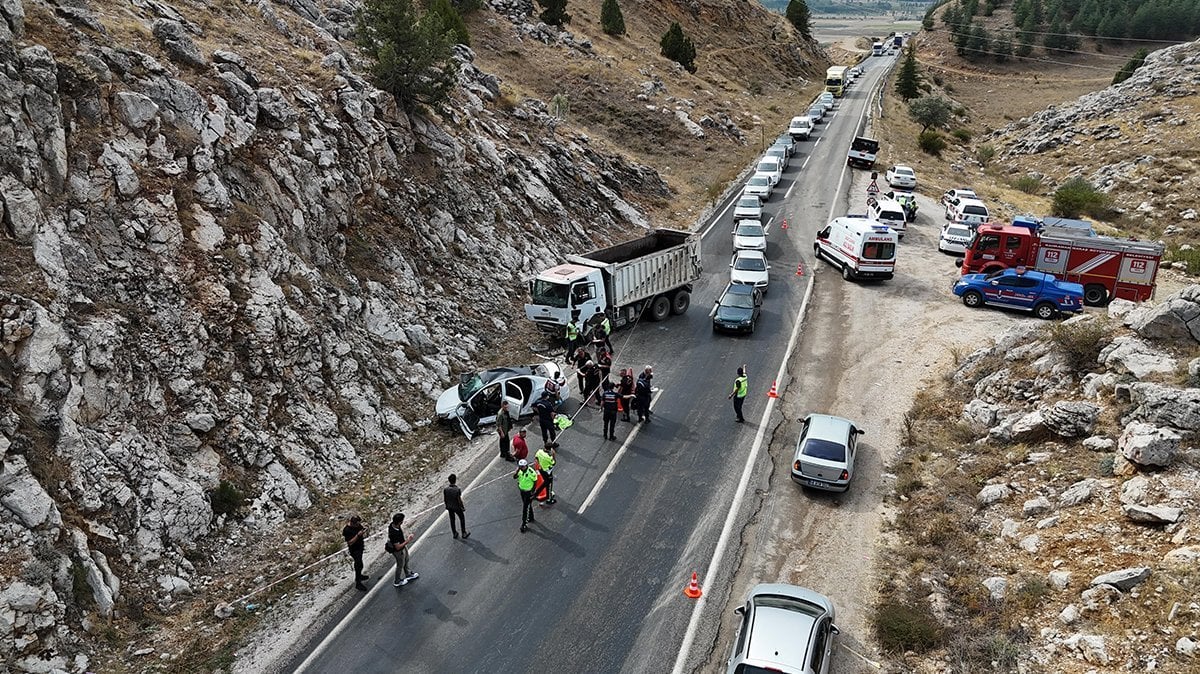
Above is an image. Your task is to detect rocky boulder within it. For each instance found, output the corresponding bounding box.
[1099,336,1178,378]
[1123,504,1183,524]
[1090,566,1151,591]
[1127,285,1200,344]
[1124,382,1200,431]
[151,19,207,68]
[1118,422,1181,467]
[1041,400,1099,437]
[977,483,1013,506]
[1058,478,1098,507]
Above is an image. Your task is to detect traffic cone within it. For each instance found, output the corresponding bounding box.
[781,219,788,230]
[767,381,779,398]
[795,263,804,277]
[683,572,703,599]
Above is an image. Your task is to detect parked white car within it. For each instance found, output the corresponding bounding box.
[818,92,835,111]
[947,197,990,227]
[938,223,974,254]
[732,220,767,251]
[885,165,917,189]
[941,187,978,207]
[754,157,783,187]
[788,116,813,141]
[734,195,763,221]
[743,175,773,200]
[730,249,770,292]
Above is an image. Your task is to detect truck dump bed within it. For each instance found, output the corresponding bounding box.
[567,229,702,309]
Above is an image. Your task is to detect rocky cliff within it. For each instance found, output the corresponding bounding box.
[0,0,776,669]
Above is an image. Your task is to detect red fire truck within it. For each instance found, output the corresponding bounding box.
[958,224,1164,305]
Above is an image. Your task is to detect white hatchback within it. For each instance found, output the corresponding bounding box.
[818,92,834,111]
[743,175,773,200]
[755,157,783,187]
[734,195,763,221]
[938,223,974,254]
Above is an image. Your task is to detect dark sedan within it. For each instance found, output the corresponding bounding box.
[712,283,763,334]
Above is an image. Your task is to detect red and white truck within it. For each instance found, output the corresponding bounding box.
[957,224,1164,305]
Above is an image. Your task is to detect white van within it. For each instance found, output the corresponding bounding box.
[788,116,813,141]
[814,216,897,281]
[867,197,908,238]
[948,198,989,228]
[755,156,783,187]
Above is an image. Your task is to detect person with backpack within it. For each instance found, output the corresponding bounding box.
[635,365,654,423]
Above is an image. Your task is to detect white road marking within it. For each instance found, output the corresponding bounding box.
[802,155,811,169]
[578,388,667,514]
[669,68,876,674]
[784,181,795,200]
[701,194,739,239]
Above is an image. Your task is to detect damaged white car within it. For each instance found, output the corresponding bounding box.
[435,362,570,437]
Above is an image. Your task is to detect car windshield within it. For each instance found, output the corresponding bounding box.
[530,279,569,308]
[754,594,825,617]
[852,138,879,152]
[738,197,759,208]
[457,372,484,401]
[964,205,988,216]
[862,242,895,260]
[736,223,764,237]
[748,176,769,186]
[947,226,972,238]
[722,291,755,309]
[803,438,847,461]
[757,161,776,172]
[734,256,767,271]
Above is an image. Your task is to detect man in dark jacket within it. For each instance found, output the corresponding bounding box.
[443,474,469,540]
[635,365,653,422]
[618,368,635,422]
[342,515,368,591]
[533,393,557,446]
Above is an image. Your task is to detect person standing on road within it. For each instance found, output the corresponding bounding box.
[729,365,749,423]
[512,427,530,462]
[588,308,613,354]
[533,393,557,447]
[596,347,613,384]
[618,368,635,422]
[497,400,515,462]
[387,513,418,587]
[443,474,470,540]
[582,359,601,406]
[342,515,368,591]
[565,314,582,355]
[571,346,590,392]
[535,445,557,505]
[600,380,620,440]
[635,365,654,422]
[514,459,538,532]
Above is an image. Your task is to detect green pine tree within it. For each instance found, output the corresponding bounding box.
[993,30,1014,62]
[429,0,469,46]
[786,0,812,39]
[355,0,457,112]
[537,0,570,26]
[660,22,696,73]
[1112,47,1148,83]
[1016,13,1036,55]
[600,0,625,36]
[894,46,922,100]
[966,22,990,60]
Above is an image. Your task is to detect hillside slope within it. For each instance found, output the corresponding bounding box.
[0,0,825,670]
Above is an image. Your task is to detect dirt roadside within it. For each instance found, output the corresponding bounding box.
[701,179,1038,672]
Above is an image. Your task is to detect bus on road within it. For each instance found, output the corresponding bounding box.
[825,66,848,97]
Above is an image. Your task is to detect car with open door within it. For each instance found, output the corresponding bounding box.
[435,362,570,437]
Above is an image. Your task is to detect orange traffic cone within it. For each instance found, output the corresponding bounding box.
[781,219,788,230]
[684,572,703,599]
[795,263,804,277]
[767,381,779,398]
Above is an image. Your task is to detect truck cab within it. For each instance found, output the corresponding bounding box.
[526,264,607,332]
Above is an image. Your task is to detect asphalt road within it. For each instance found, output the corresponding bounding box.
[288,52,899,674]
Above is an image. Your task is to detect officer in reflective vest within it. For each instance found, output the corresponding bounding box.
[565,319,581,355]
[535,445,557,505]
[514,460,538,532]
[729,365,749,423]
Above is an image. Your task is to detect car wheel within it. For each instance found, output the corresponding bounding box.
[813,243,823,261]
[670,290,691,315]
[962,290,984,308]
[841,265,853,281]
[1083,284,1108,306]
[649,295,671,322]
[1034,302,1058,320]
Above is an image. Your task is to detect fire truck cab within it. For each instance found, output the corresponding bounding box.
[959,224,1164,305]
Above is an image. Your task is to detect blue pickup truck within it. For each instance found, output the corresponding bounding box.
[953,268,1084,319]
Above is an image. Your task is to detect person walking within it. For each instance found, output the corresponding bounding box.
[533,393,557,447]
[342,515,368,591]
[535,445,557,505]
[729,365,749,423]
[571,346,590,393]
[497,400,515,462]
[514,459,538,532]
[635,365,654,422]
[512,427,530,462]
[386,513,418,587]
[443,474,469,540]
[618,368,635,422]
[600,380,619,440]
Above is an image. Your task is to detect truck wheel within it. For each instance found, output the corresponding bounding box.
[1083,284,1108,306]
[670,291,691,315]
[962,290,984,308]
[1034,302,1058,320]
[649,296,671,322]
[842,266,854,282]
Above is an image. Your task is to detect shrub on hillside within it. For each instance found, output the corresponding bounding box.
[1113,48,1149,84]
[1052,177,1109,218]
[660,22,697,73]
[976,144,995,165]
[429,0,469,46]
[874,599,944,653]
[356,0,457,112]
[211,480,245,517]
[537,0,570,26]
[1012,174,1042,194]
[1049,319,1113,371]
[952,128,972,142]
[600,0,625,36]
[918,130,947,156]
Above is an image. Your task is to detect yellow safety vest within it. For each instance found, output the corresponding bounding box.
[735,376,748,398]
[517,468,537,491]
[536,449,555,472]
[566,322,579,339]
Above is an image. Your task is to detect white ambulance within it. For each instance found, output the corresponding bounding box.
[813,215,898,281]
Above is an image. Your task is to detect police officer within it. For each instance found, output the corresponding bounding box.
[535,445,557,505]
[589,308,613,354]
[600,380,620,440]
[514,459,538,532]
[533,393,557,447]
[729,365,749,423]
[635,365,653,422]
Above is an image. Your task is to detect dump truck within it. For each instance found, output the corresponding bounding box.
[525,229,703,336]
